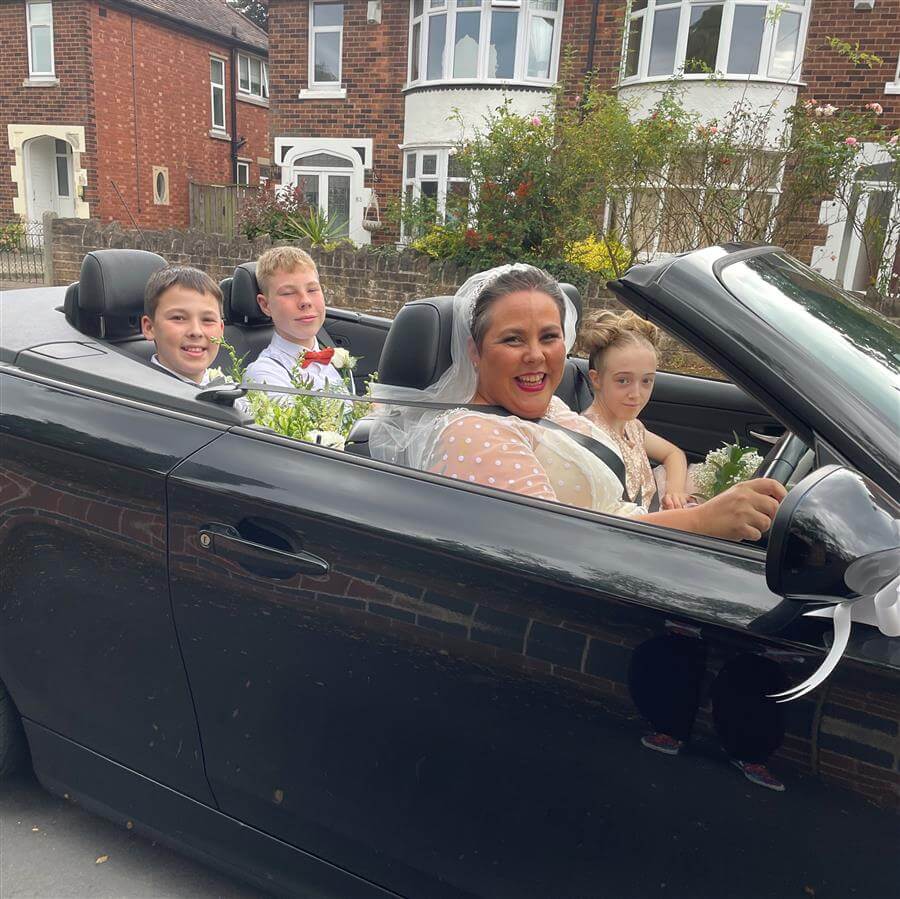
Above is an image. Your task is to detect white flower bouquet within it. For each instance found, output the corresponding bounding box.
[211,337,376,448]
[692,438,764,499]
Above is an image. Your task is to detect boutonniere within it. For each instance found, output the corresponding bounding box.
[330,347,355,370]
[205,366,235,384]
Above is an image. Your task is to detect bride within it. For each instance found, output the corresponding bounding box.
[370,264,784,541]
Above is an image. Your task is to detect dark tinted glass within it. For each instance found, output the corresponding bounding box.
[720,252,900,421]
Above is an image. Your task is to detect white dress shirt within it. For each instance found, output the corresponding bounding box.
[151,354,214,386]
[245,332,352,397]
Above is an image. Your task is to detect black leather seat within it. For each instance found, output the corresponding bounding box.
[346,282,593,457]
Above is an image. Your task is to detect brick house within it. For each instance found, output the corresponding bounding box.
[1,0,270,230]
[267,0,898,289]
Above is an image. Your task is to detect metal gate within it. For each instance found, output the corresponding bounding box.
[0,220,44,284]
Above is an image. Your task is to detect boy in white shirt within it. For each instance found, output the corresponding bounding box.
[245,246,351,393]
[140,266,225,386]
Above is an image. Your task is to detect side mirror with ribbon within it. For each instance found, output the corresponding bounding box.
[765,465,899,702]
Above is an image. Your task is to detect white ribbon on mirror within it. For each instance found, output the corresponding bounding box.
[769,573,900,703]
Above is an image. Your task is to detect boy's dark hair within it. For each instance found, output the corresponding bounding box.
[143,266,224,319]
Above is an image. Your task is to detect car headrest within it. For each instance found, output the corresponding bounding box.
[559,282,582,332]
[219,277,233,324]
[229,262,270,326]
[66,249,167,339]
[378,296,456,389]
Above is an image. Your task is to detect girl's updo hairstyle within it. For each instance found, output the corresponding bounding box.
[470,265,567,350]
[582,310,661,373]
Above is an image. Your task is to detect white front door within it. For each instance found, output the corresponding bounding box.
[293,152,356,238]
[25,136,75,221]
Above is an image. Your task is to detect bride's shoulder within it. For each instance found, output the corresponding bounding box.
[435,409,526,444]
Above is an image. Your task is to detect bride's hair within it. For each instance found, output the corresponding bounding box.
[470,266,566,349]
[582,310,660,372]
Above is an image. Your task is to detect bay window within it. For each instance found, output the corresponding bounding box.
[408,0,563,86]
[402,148,470,236]
[621,0,809,83]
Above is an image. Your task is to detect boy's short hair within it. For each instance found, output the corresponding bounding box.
[144,266,223,319]
[256,246,318,294]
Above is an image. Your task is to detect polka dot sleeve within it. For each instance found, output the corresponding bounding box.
[428,414,559,502]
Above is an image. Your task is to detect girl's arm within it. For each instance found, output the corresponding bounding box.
[644,429,690,509]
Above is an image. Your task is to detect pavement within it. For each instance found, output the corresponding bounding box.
[0,770,261,898]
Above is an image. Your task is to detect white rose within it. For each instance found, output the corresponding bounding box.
[331,348,352,369]
[206,367,225,381]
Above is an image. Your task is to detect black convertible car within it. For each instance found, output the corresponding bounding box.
[1,245,897,898]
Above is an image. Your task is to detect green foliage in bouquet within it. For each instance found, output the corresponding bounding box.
[210,337,376,447]
[693,436,764,498]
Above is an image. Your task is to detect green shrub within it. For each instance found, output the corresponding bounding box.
[0,222,25,252]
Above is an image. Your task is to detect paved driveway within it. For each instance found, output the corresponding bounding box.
[0,771,260,898]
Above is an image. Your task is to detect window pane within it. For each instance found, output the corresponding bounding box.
[56,154,69,196]
[327,174,351,236]
[447,154,466,178]
[631,0,647,9]
[155,172,166,201]
[727,5,764,74]
[314,31,341,81]
[313,2,343,27]
[684,4,722,74]
[421,181,438,199]
[411,22,421,80]
[446,179,470,221]
[210,58,224,84]
[422,154,438,175]
[769,11,801,79]
[488,9,518,78]
[529,0,558,10]
[458,0,481,6]
[250,58,261,94]
[624,16,643,77]
[213,90,225,128]
[453,10,480,77]
[239,55,250,91]
[647,7,680,76]
[426,13,446,79]
[297,152,353,167]
[237,164,249,186]
[55,138,67,154]
[406,153,417,178]
[31,25,52,73]
[29,1,52,25]
[527,15,554,78]
[413,0,423,15]
[297,173,320,208]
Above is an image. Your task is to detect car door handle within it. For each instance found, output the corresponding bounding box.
[200,524,329,580]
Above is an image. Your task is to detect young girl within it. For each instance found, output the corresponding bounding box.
[581,310,693,511]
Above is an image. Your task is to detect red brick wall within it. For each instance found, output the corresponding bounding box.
[0,0,97,219]
[268,0,408,243]
[92,4,270,229]
[559,0,627,99]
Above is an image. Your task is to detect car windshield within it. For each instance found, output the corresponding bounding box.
[718,251,900,423]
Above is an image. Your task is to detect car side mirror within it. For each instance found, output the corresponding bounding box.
[764,465,899,702]
[766,464,898,604]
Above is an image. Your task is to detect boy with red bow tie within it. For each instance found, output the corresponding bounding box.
[246,247,353,395]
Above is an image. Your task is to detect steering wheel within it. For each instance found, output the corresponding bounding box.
[754,430,809,486]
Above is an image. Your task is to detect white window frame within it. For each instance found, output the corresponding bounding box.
[26,0,55,80]
[309,1,344,90]
[236,161,251,186]
[886,56,900,95]
[619,0,811,87]
[152,166,170,205]
[210,56,227,132]
[400,146,470,240]
[238,53,269,100]
[407,0,564,88]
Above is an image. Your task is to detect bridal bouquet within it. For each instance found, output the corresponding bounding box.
[210,338,376,449]
[692,438,764,498]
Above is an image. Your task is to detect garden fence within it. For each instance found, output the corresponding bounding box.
[0,220,44,283]
[189,182,257,237]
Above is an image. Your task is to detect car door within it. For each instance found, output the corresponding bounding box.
[167,427,898,899]
[0,371,217,804]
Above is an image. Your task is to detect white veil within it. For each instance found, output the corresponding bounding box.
[369,263,579,470]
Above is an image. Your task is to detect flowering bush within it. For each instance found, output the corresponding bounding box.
[564,237,633,278]
[0,222,25,252]
[238,184,351,248]
[693,439,764,499]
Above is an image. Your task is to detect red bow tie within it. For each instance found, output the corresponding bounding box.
[300,347,335,368]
